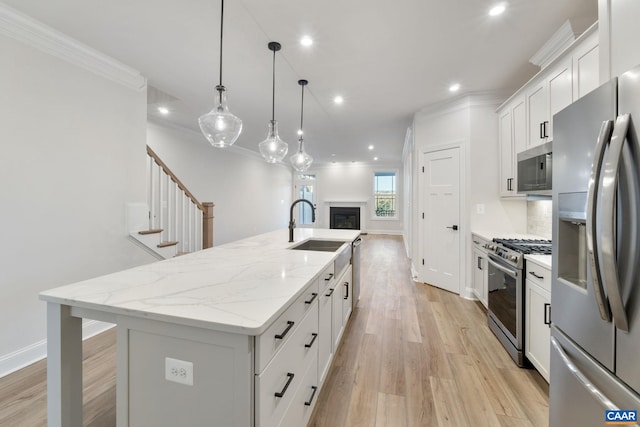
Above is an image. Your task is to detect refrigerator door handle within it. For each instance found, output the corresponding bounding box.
[586,120,614,322]
[550,336,620,411]
[601,113,631,332]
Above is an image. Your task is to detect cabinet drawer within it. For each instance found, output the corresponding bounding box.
[318,283,333,385]
[256,279,320,373]
[471,234,490,253]
[526,262,551,292]
[279,353,319,427]
[255,303,319,427]
[318,262,335,292]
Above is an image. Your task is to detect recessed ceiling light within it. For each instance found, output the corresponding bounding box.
[489,3,506,16]
[300,36,313,47]
[331,153,336,157]
[334,96,344,104]
[158,106,169,115]
[297,129,303,136]
[368,145,374,150]
[449,83,461,92]
[374,157,379,161]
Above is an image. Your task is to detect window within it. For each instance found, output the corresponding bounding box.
[374,172,397,218]
[295,174,316,225]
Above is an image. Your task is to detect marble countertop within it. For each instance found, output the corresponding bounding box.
[40,228,360,335]
[525,254,552,270]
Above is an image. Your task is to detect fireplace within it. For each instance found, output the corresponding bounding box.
[330,207,360,230]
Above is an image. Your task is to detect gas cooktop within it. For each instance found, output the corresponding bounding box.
[493,238,552,255]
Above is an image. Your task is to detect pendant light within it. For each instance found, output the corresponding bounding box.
[198,0,243,148]
[259,42,289,163]
[290,79,313,172]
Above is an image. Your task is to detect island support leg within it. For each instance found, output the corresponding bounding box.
[47,302,83,427]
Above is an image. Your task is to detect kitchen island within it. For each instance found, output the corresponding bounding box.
[40,228,360,427]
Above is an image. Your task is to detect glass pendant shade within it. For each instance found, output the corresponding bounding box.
[290,79,313,171]
[290,139,313,172]
[198,86,243,148]
[259,120,288,163]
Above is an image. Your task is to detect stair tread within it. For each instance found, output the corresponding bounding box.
[157,241,178,248]
[175,251,191,257]
[138,229,163,235]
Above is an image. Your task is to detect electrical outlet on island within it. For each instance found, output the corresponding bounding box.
[165,357,194,386]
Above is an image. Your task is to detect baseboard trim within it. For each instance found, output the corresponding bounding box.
[0,320,114,378]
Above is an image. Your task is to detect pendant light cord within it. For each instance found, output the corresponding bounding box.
[218,0,224,90]
[300,83,304,135]
[271,48,276,122]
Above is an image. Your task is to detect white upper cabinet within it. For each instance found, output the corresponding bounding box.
[547,59,574,141]
[498,96,527,197]
[498,107,515,197]
[526,80,549,147]
[572,30,599,99]
[603,0,640,79]
[526,58,573,148]
[497,23,599,197]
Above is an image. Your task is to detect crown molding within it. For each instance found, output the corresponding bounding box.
[414,91,507,122]
[0,3,146,91]
[529,20,577,69]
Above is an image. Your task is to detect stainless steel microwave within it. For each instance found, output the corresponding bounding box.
[517,141,552,195]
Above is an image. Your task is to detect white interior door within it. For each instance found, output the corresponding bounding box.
[421,147,460,294]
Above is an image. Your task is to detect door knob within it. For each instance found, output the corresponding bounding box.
[446,225,458,231]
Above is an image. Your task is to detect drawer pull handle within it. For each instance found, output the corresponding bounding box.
[275,321,295,340]
[325,288,334,297]
[324,273,334,281]
[544,303,551,327]
[305,333,318,348]
[304,385,318,406]
[529,271,544,280]
[305,293,318,304]
[344,282,349,299]
[274,373,295,398]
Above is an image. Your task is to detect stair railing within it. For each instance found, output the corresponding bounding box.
[146,146,214,253]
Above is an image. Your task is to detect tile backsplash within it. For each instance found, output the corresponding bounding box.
[527,200,552,240]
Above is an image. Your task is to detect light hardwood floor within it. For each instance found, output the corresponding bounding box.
[0,234,548,426]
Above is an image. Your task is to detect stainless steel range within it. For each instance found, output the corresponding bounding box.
[484,238,552,366]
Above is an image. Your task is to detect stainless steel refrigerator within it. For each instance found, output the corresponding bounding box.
[551,65,640,425]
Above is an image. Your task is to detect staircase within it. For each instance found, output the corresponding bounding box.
[130,146,214,259]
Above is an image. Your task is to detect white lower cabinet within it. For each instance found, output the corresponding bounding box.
[318,274,335,385]
[279,353,319,427]
[471,234,489,308]
[332,265,352,351]
[342,266,353,325]
[525,259,551,383]
[255,259,355,427]
[255,301,319,427]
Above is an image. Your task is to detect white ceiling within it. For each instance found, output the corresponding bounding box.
[5,0,597,165]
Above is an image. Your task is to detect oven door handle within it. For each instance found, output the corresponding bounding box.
[488,255,518,279]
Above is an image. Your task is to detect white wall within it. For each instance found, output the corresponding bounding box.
[147,122,292,245]
[303,163,403,235]
[0,31,156,375]
[411,94,527,297]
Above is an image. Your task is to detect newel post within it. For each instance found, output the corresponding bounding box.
[202,202,215,249]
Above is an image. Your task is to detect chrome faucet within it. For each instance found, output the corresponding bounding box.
[289,199,316,242]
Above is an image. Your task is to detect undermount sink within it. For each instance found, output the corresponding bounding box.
[289,240,346,252]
